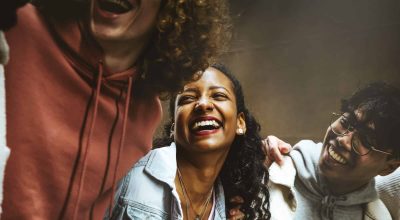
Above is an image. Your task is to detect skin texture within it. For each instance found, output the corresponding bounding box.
[318,109,400,195]
[90,0,161,72]
[174,68,245,154]
[173,67,246,219]
[157,64,270,219]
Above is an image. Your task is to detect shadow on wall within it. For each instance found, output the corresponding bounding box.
[156,0,400,145]
[223,0,400,144]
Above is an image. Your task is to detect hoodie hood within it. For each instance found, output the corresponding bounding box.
[290,140,378,219]
[3,4,162,219]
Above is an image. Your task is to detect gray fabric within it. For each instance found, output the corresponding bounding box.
[376,168,400,219]
[289,140,378,220]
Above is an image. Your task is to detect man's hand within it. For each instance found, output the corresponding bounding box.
[263,135,292,167]
[228,135,292,219]
[228,196,245,220]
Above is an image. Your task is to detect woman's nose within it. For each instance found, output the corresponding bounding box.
[194,97,214,112]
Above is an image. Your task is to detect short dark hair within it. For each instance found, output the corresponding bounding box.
[341,82,400,159]
[0,0,29,30]
[154,63,271,219]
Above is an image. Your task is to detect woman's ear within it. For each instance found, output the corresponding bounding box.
[236,112,246,135]
[378,159,400,176]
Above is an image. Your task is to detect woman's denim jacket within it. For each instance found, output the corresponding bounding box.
[105,143,227,220]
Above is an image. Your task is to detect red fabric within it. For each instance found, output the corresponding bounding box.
[3,4,162,219]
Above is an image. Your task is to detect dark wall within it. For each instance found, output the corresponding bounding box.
[157,1,400,145]
[224,0,400,144]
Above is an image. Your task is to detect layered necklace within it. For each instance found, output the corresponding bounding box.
[177,167,214,220]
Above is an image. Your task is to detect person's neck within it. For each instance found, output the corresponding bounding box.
[175,148,228,205]
[97,38,147,73]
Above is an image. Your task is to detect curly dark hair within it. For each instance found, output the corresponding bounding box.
[154,63,271,219]
[340,81,400,160]
[33,0,232,95]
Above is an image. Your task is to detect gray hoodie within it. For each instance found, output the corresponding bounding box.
[290,140,378,220]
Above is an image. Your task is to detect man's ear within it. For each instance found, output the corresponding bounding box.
[379,159,400,176]
[236,112,246,135]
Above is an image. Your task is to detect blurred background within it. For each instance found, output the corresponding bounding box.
[159,0,400,145]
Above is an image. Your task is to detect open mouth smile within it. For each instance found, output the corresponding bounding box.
[328,145,347,165]
[98,0,133,14]
[190,117,223,135]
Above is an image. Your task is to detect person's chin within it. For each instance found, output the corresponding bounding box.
[90,23,122,41]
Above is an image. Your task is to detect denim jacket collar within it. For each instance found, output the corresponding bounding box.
[143,142,227,219]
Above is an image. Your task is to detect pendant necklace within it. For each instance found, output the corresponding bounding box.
[177,167,214,220]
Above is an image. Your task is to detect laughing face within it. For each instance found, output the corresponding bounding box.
[173,67,246,154]
[318,109,396,194]
[90,0,161,42]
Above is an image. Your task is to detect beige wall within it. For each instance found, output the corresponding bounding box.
[157,1,400,145]
[223,0,400,144]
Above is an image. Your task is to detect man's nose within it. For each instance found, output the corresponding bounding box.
[194,97,214,112]
[336,132,353,151]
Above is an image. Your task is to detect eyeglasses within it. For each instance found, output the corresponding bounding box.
[329,112,392,156]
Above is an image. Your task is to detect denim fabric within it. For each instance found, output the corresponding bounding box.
[106,143,227,220]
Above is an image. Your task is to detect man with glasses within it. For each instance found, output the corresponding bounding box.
[268,82,400,220]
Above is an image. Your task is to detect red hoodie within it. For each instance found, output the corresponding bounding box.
[4,4,162,219]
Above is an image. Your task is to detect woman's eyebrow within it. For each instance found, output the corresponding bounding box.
[181,88,199,93]
[209,86,231,94]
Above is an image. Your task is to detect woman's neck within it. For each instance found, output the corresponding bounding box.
[175,148,228,219]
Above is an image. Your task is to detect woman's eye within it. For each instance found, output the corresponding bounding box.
[178,96,196,105]
[212,93,228,100]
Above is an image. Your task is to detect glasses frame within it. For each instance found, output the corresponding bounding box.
[329,112,392,156]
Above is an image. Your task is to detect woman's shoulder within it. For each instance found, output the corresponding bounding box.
[113,145,177,219]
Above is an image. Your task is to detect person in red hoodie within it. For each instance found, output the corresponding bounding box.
[2,0,231,219]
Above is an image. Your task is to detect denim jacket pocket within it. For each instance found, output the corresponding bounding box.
[125,203,169,220]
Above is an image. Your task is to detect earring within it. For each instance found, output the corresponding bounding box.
[170,123,175,138]
[237,128,244,135]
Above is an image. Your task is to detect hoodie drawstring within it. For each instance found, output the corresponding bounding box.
[71,61,136,220]
[108,76,133,217]
[72,61,104,220]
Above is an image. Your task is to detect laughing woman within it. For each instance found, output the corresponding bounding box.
[106,64,270,220]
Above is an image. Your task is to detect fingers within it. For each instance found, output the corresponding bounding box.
[228,196,244,219]
[264,135,292,166]
[229,196,244,204]
[228,210,245,220]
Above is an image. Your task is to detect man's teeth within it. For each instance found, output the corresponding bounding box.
[192,120,220,130]
[106,0,131,9]
[328,146,347,164]
[99,0,133,13]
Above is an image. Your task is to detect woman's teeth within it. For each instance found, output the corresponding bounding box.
[328,146,347,164]
[192,120,220,130]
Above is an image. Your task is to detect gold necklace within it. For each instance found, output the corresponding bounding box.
[177,167,214,220]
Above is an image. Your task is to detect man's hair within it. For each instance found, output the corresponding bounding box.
[34,0,232,95]
[341,82,400,159]
[154,63,271,219]
[0,0,29,30]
